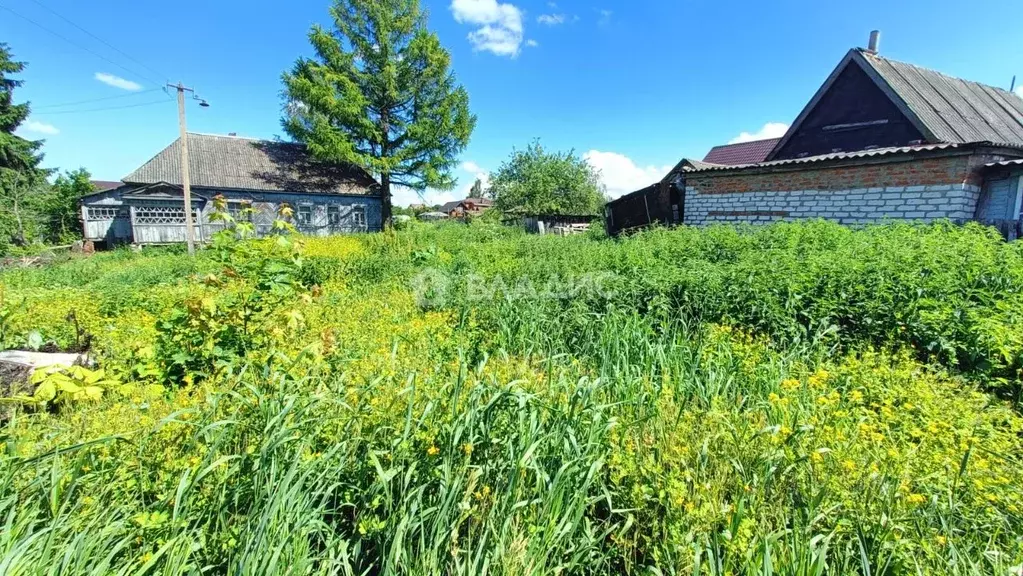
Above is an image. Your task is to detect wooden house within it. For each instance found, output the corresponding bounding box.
[81,133,380,246]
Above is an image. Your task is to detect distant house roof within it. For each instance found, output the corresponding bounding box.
[122,133,379,196]
[439,200,462,213]
[439,197,493,213]
[90,180,122,192]
[767,49,1023,161]
[702,138,780,165]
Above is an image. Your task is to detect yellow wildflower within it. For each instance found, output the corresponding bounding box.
[427,445,440,457]
[907,493,926,505]
[842,459,856,472]
[463,443,474,456]
[935,535,947,546]
[781,378,800,391]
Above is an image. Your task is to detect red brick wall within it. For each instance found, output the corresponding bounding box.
[687,154,977,195]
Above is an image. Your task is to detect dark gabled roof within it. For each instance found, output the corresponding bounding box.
[440,197,493,212]
[439,200,462,213]
[703,138,780,165]
[860,51,1023,145]
[123,133,379,196]
[90,180,122,192]
[767,49,1023,160]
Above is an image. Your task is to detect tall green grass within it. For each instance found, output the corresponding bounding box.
[1,220,1022,574]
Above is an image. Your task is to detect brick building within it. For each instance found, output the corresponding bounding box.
[609,32,1023,237]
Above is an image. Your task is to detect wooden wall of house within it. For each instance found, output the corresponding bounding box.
[604,179,681,236]
[771,63,925,160]
[79,189,132,243]
[81,188,383,245]
[976,171,1022,240]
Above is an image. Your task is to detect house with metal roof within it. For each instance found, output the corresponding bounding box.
[80,133,380,246]
[439,197,494,218]
[608,32,1023,238]
[702,139,781,166]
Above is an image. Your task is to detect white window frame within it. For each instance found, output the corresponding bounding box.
[350,205,367,230]
[327,205,342,226]
[296,204,313,226]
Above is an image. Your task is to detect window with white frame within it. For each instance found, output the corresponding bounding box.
[133,203,199,225]
[86,207,126,220]
[297,205,313,226]
[227,202,252,222]
[327,205,341,226]
[351,205,366,229]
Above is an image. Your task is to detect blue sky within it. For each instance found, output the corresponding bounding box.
[5,0,1023,205]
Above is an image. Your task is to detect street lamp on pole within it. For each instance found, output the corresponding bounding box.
[167,82,209,256]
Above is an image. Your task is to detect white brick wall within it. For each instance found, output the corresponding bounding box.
[683,183,981,226]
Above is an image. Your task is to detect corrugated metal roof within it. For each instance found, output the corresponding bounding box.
[702,138,780,165]
[984,158,1023,168]
[123,133,378,195]
[860,51,1023,145]
[684,142,972,173]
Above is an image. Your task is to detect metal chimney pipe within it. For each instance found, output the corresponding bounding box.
[868,30,881,53]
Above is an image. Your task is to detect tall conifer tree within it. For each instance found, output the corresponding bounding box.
[283,0,475,227]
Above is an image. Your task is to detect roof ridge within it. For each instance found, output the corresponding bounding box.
[858,48,1015,95]
[185,131,275,142]
[708,137,781,149]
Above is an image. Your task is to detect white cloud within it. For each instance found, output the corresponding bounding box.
[392,162,490,207]
[727,122,789,144]
[460,161,483,173]
[450,0,524,57]
[526,39,539,47]
[392,186,458,208]
[583,150,672,200]
[1014,85,1023,98]
[22,120,59,135]
[597,9,612,25]
[537,13,565,25]
[95,72,142,91]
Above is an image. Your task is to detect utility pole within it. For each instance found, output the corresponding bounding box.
[168,83,209,256]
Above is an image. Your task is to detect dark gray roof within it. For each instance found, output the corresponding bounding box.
[90,180,122,192]
[123,133,379,195]
[859,50,1023,145]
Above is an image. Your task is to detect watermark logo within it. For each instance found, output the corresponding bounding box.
[411,268,618,307]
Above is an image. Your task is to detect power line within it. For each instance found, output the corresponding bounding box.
[0,2,163,88]
[33,87,165,109]
[24,0,170,85]
[35,99,171,115]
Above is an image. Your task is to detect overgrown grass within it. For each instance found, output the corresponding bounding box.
[1,219,1021,574]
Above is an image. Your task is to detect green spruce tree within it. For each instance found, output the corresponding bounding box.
[282,0,475,228]
[0,43,47,247]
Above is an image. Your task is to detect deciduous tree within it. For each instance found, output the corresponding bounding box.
[43,168,92,243]
[488,141,607,216]
[282,0,475,228]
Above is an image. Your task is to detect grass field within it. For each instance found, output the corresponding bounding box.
[1,219,1022,575]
